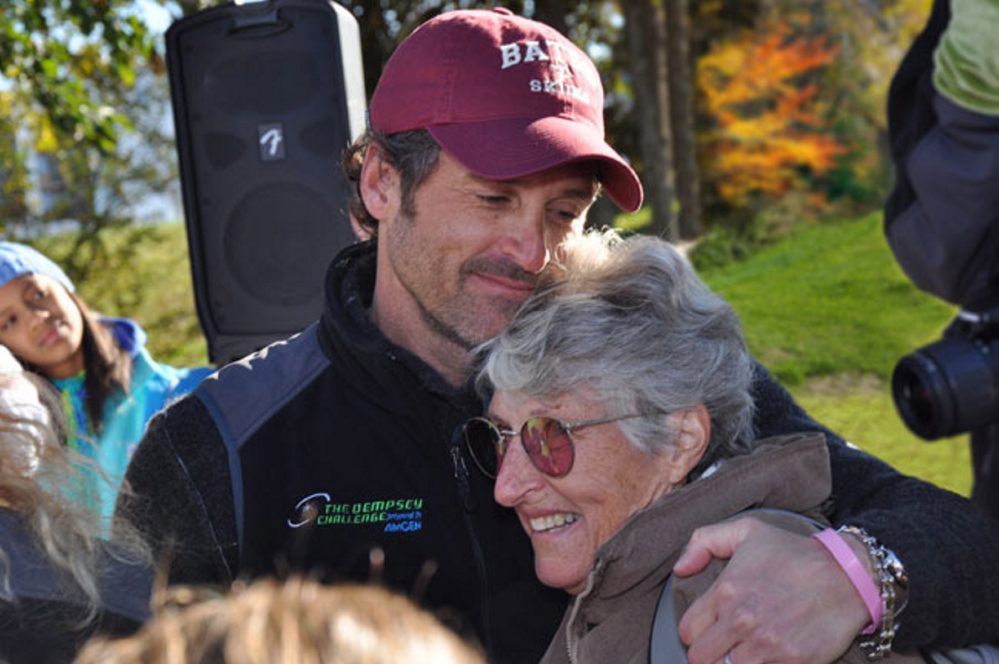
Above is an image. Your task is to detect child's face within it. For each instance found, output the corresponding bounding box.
[0,274,85,379]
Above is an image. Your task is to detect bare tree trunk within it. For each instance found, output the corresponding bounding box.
[622,0,676,240]
[532,0,571,35]
[665,0,703,239]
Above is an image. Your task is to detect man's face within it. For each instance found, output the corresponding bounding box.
[372,150,598,379]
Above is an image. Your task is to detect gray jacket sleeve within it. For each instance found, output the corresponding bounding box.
[751,362,999,648]
[115,396,239,587]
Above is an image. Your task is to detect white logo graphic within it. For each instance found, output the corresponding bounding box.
[548,60,572,85]
[260,127,283,156]
[258,123,286,161]
[287,492,330,528]
[499,38,591,104]
[500,39,562,69]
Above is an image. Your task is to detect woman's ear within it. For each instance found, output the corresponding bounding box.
[665,404,711,485]
[359,145,402,223]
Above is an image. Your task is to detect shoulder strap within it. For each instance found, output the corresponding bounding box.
[650,575,688,664]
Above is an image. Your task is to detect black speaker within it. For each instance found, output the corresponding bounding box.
[166,0,366,365]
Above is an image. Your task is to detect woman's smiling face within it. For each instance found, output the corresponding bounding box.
[491,389,680,594]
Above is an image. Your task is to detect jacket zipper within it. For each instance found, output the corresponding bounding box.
[451,443,477,511]
[564,563,600,664]
[450,430,492,656]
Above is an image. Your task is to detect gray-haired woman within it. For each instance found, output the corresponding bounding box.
[463,230,922,664]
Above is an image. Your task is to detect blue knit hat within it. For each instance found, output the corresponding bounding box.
[0,242,75,293]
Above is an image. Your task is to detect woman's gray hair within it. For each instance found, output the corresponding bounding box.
[477,229,756,472]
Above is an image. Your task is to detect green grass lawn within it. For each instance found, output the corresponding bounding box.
[793,383,971,496]
[32,213,975,496]
[696,212,972,496]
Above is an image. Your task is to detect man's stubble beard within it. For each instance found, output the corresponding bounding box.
[410,263,525,353]
[386,214,520,356]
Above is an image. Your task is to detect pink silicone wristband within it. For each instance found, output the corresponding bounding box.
[813,528,881,634]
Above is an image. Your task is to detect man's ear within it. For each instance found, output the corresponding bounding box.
[665,404,711,485]
[359,145,401,223]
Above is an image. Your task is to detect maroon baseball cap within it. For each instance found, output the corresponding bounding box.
[369,8,643,212]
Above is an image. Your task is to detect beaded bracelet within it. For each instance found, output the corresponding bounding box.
[836,525,904,661]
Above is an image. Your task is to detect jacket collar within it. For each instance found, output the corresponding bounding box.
[317,241,482,419]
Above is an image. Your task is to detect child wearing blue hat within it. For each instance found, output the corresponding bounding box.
[0,242,213,520]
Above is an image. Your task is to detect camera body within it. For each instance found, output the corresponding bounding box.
[892,305,999,440]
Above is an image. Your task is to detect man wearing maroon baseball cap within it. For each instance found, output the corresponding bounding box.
[367,7,642,214]
[120,8,999,664]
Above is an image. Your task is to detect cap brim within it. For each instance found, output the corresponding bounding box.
[429,117,643,213]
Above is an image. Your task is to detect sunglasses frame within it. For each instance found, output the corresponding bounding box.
[462,412,664,479]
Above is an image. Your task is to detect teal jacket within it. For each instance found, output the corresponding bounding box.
[52,318,213,520]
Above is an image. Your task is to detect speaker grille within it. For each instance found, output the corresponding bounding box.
[208,51,319,115]
[224,181,333,308]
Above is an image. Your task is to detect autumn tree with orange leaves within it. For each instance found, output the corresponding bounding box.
[697,21,845,210]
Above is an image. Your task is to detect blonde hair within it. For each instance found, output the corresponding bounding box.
[76,577,486,664]
[0,349,148,626]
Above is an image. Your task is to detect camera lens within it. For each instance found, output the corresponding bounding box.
[892,336,999,440]
[892,353,952,439]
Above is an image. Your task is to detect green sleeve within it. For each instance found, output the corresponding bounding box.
[933,0,999,115]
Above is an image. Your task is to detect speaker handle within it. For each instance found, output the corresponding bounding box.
[230,3,288,36]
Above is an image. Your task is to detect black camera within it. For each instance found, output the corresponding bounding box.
[892,305,999,440]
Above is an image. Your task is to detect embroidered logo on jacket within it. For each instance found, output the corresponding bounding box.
[287,492,424,533]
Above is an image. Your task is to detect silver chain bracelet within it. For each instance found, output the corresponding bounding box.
[836,525,908,660]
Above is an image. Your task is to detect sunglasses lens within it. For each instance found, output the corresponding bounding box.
[522,417,574,477]
[463,418,500,478]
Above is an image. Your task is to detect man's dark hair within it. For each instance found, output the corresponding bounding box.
[342,129,442,239]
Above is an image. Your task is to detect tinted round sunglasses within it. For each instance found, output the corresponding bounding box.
[462,412,665,479]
